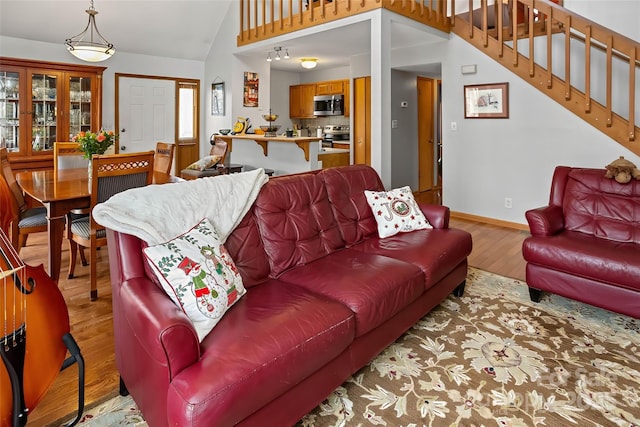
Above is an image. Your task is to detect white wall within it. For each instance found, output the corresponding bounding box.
[440,35,640,224]
[387,2,640,226]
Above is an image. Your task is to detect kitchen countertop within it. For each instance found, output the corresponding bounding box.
[216,134,323,161]
[319,148,350,155]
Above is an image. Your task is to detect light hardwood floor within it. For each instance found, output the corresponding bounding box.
[18,217,529,426]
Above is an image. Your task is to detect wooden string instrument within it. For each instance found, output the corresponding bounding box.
[0,229,71,427]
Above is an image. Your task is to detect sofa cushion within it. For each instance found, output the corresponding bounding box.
[143,218,246,341]
[364,186,432,238]
[354,228,473,290]
[563,169,640,244]
[253,172,345,277]
[224,207,271,288]
[278,248,424,337]
[166,279,355,426]
[523,230,640,291]
[319,165,385,246]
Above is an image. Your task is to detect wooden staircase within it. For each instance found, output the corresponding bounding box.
[236,0,638,156]
[450,0,639,156]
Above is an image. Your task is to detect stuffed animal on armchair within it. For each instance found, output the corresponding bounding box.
[604,156,640,184]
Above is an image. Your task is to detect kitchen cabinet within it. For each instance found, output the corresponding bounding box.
[315,80,344,95]
[290,79,350,118]
[0,57,105,171]
[289,83,315,118]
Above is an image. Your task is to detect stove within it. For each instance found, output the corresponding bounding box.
[322,124,350,148]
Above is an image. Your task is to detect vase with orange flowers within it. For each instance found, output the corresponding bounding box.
[73,130,118,180]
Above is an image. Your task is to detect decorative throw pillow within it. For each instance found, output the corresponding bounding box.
[185,155,222,171]
[143,218,246,341]
[364,186,432,238]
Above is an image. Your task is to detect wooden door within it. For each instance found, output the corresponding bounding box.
[118,77,175,154]
[353,76,371,165]
[417,77,441,204]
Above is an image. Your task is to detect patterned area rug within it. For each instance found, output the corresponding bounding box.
[71,268,640,426]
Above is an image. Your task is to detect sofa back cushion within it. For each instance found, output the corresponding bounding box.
[253,172,346,277]
[563,168,640,243]
[319,165,385,246]
[225,206,272,287]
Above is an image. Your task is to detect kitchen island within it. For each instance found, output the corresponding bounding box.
[216,134,322,161]
[216,134,349,175]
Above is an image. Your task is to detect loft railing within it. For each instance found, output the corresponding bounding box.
[237,0,450,46]
[451,0,639,154]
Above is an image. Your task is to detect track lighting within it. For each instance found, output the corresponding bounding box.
[266,46,290,63]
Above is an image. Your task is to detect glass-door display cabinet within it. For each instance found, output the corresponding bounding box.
[0,57,106,171]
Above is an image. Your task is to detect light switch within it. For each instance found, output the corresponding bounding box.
[450,121,457,131]
[391,120,398,128]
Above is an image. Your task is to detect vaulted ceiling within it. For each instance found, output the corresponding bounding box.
[0,1,445,75]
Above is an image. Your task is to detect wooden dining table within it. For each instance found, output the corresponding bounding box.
[16,168,175,282]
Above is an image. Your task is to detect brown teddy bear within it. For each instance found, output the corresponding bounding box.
[604,156,640,184]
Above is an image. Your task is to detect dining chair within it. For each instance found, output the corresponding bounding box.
[67,150,155,301]
[54,141,93,270]
[54,141,88,170]
[0,147,48,252]
[179,138,232,180]
[154,142,175,175]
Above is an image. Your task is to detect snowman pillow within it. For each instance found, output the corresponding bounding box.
[143,218,246,341]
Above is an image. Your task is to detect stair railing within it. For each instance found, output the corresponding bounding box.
[237,0,451,46]
[450,0,639,154]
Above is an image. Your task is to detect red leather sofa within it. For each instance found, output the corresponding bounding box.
[522,166,640,318]
[105,164,472,427]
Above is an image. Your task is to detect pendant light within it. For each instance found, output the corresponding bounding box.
[65,0,115,62]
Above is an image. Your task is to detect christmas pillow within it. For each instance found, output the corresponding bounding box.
[364,186,432,238]
[143,218,246,341]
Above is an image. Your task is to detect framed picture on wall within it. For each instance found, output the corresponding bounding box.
[464,82,509,118]
[212,82,225,116]
[243,72,259,107]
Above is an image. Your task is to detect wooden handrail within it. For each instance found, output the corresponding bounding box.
[451,0,639,152]
[235,0,638,154]
[237,0,450,46]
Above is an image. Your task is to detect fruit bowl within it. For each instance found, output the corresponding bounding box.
[259,124,281,133]
[219,129,231,135]
[262,114,279,122]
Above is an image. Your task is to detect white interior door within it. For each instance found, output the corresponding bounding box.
[118,77,175,154]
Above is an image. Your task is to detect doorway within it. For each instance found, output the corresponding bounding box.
[115,74,200,173]
[417,76,441,204]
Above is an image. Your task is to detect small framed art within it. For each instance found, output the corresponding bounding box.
[464,82,509,119]
[212,82,225,116]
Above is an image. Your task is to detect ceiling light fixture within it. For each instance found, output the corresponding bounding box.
[266,46,290,63]
[65,0,115,62]
[300,58,318,69]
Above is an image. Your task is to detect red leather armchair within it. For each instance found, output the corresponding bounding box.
[522,166,640,318]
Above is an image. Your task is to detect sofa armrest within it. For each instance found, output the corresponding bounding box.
[525,205,565,236]
[118,277,201,380]
[419,203,449,229]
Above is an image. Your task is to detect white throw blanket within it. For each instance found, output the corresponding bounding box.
[92,168,269,245]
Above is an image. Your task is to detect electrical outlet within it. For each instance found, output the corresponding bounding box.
[504,197,513,209]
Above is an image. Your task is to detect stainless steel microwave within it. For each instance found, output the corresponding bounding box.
[313,94,344,116]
